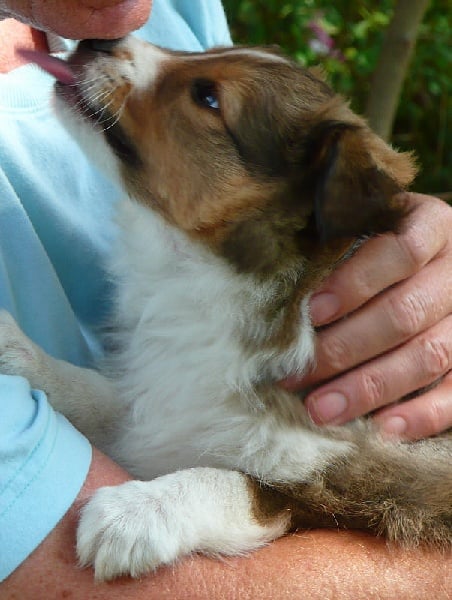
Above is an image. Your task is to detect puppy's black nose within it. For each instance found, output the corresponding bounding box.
[81,38,123,53]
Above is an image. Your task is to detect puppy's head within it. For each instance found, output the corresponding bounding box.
[55,37,416,277]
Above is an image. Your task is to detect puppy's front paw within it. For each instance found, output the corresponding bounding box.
[77,480,187,581]
[0,310,41,381]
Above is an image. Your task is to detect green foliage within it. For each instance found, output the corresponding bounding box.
[223,0,451,193]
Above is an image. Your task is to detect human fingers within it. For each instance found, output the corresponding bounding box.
[282,194,452,392]
[309,193,450,327]
[373,371,452,441]
[300,247,452,390]
[304,314,452,436]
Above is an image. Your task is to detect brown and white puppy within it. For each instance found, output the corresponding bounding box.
[1,36,450,581]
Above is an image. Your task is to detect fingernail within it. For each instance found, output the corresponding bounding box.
[307,392,348,424]
[380,416,408,439]
[310,293,341,325]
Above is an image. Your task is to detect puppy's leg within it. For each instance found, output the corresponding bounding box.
[258,431,452,549]
[0,310,117,446]
[234,419,452,550]
[76,467,291,581]
[320,435,452,548]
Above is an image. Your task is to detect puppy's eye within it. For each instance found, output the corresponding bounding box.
[191,79,220,111]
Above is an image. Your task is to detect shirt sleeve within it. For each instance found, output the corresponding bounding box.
[0,375,92,581]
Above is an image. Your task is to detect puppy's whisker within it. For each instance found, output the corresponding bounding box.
[80,91,115,114]
[87,97,116,119]
[87,87,116,106]
[50,39,446,582]
[99,103,126,132]
[77,73,110,90]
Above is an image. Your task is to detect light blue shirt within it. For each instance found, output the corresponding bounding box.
[0,0,231,580]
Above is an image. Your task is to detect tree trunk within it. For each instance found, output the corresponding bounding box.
[365,0,430,141]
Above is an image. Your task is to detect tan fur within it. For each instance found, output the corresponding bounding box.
[100,50,414,353]
[248,426,452,548]
[79,47,414,250]
[63,40,452,551]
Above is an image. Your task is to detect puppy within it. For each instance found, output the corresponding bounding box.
[2,36,450,581]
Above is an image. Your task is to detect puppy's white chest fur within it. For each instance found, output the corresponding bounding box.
[109,200,346,481]
[3,36,448,582]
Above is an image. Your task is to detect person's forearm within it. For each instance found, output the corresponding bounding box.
[1,448,450,600]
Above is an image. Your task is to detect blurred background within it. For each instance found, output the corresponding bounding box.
[222,0,451,197]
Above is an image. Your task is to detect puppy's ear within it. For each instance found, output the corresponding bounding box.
[306,120,416,242]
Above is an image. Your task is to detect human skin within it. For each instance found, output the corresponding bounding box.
[1,3,451,439]
[0,0,152,39]
[285,193,452,441]
[0,9,451,597]
[0,0,152,71]
[1,449,451,600]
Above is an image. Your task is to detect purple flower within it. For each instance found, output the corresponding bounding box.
[307,19,345,61]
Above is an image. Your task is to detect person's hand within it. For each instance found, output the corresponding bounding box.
[284,192,452,441]
[0,0,152,39]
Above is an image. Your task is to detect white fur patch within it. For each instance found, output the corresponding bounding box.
[77,468,288,580]
[186,46,291,65]
[18,37,354,579]
[106,202,350,482]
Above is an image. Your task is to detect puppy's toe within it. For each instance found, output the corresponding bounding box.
[77,480,184,581]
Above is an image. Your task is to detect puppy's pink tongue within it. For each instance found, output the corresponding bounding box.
[17,48,76,85]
